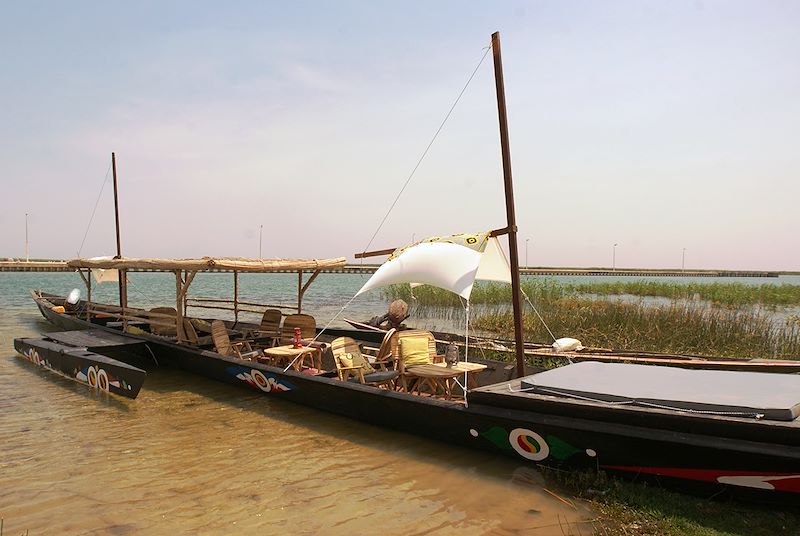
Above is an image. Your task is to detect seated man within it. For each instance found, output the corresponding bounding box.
[366,299,410,330]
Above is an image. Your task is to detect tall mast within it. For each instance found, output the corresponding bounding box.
[491,32,526,378]
[111,152,128,312]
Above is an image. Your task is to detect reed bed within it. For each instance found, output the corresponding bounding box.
[382,280,800,307]
[565,280,800,307]
[381,282,800,359]
[472,300,800,359]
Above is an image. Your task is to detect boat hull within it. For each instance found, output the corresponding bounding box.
[29,290,800,497]
[14,337,146,399]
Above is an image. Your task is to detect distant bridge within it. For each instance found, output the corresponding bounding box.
[0,260,783,277]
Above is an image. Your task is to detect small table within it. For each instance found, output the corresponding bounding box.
[403,364,464,400]
[431,361,488,389]
[261,344,322,371]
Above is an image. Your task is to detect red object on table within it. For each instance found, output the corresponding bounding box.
[293,327,303,348]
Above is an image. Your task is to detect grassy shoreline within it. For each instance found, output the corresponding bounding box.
[383,281,800,359]
[382,280,800,534]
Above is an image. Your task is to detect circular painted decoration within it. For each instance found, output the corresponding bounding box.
[87,367,98,388]
[97,369,110,391]
[251,369,270,392]
[509,428,550,461]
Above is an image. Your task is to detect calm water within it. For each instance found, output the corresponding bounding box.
[0,272,595,535]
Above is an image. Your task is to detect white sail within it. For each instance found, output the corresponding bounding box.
[356,232,511,300]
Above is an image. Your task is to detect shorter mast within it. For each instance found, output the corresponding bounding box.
[111,152,128,320]
[491,32,526,379]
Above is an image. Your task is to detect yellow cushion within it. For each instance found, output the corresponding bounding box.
[338,353,354,369]
[351,352,375,374]
[190,318,212,333]
[400,337,430,367]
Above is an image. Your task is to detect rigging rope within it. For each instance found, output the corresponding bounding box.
[359,44,492,257]
[76,161,113,258]
[520,287,558,343]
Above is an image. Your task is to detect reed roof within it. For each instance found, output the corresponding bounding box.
[65,256,347,273]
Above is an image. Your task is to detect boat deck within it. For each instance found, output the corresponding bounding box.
[473,362,800,428]
[46,329,146,349]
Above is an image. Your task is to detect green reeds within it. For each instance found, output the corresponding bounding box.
[565,280,800,307]
[472,299,800,359]
[382,280,800,307]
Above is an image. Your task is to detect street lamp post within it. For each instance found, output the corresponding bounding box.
[525,238,530,268]
[682,248,686,272]
[612,243,618,272]
[25,212,29,262]
[259,224,263,259]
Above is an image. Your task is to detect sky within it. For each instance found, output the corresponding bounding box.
[1,1,797,270]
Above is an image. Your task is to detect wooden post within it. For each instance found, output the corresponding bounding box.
[233,270,239,325]
[175,270,185,342]
[299,269,321,315]
[86,269,92,321]
[77,269,92,321]
[297,271,303,313]
[491,32,526,379]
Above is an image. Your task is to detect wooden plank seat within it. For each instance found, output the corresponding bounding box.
[211,319,262,360]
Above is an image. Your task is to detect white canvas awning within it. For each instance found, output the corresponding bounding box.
[356,232,511,300]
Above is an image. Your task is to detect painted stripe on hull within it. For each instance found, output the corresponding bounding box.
[602,465,800,493]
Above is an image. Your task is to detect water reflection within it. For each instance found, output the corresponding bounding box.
[2,332,592,535]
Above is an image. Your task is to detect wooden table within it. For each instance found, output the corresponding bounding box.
[431,361,488,389]
[261,344,322,371]
[403,364,464,400]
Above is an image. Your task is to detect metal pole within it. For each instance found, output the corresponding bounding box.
[25,213,29,262]
[492,31,526,379]
[613,243,618,272]
[682,248,686,272]
[259,224,263,259]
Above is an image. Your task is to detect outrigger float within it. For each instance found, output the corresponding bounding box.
[16,32,800,498]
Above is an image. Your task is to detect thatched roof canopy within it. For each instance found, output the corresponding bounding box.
[66,256,347,273]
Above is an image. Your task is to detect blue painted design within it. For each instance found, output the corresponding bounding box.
[226,366,295,392]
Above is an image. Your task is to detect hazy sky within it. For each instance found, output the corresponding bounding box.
[1,1,797,270]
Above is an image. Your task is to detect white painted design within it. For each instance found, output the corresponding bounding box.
[717,474,800,490]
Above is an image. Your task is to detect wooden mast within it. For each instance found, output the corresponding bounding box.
[111,152,128,323]
[491,32,526,378]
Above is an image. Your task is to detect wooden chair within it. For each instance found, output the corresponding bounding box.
[182,318,213,346]
[365,328,396,366]
[389,330,439,372]
[279,314,317,345]
[331,336,399,389]
[148,307,177,337]
[258,309,282,344]
[211,320,261,359]
[389,330,446,394]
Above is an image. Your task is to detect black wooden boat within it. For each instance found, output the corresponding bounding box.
[26,288,800,497]
[14,329,146,399]
[19,32,800,500]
